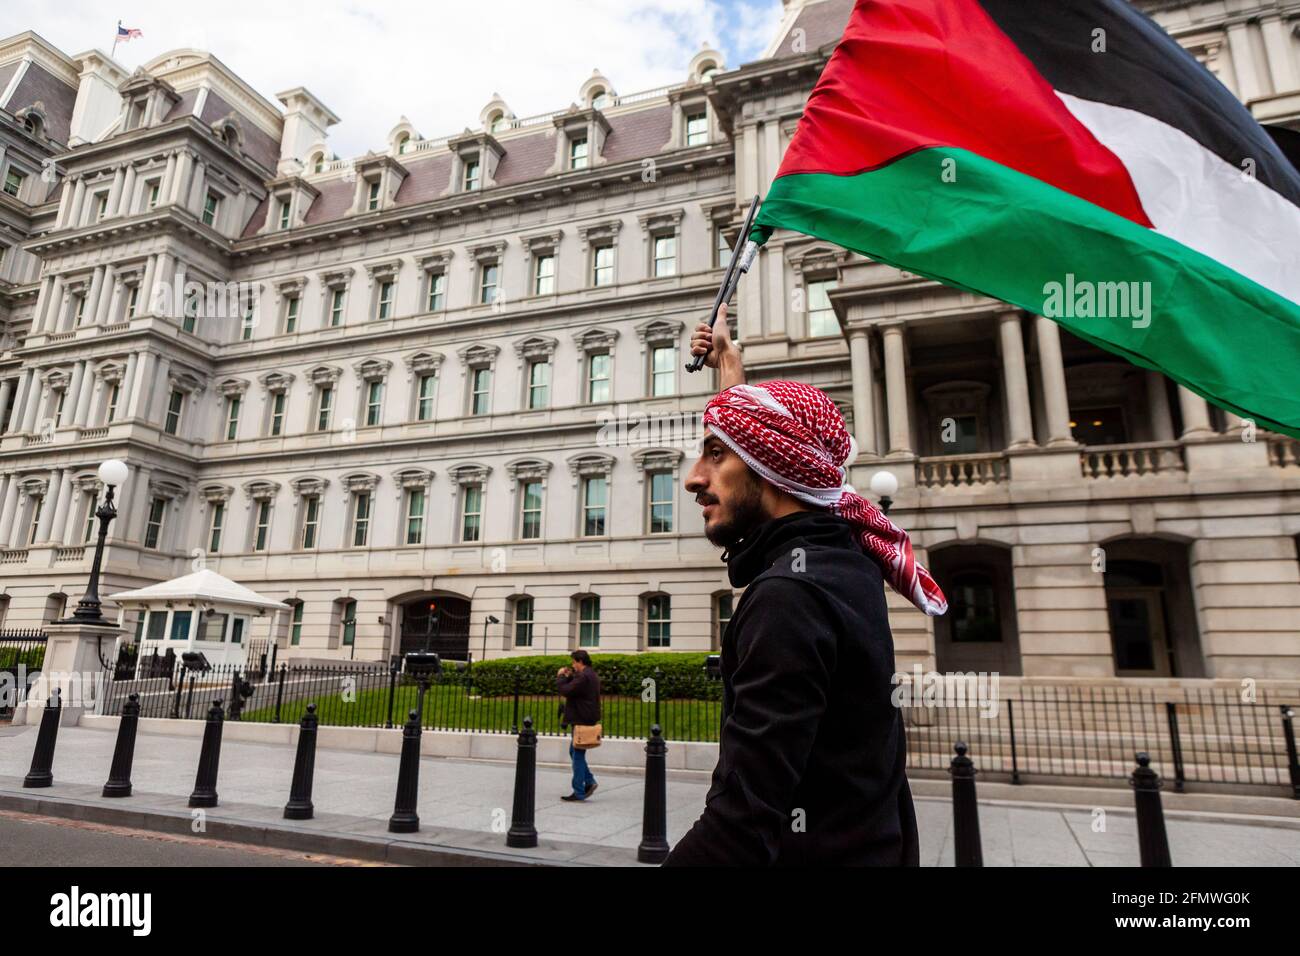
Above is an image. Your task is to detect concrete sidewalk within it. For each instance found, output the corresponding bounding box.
[3,723,1299,866]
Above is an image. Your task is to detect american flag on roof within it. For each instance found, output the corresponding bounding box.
[116,24,143,40]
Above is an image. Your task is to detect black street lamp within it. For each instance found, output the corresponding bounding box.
[62,459,129,626]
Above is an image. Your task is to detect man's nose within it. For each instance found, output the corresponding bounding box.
[684,459,707,494]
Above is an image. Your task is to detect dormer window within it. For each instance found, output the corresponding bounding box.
[366,180,381,211]
[201,191,221,227]
[570,137,589,170]
[686,112,709,146]
[591,90,609,110]
[311,152,326,173]
[2,168,24,198]
[23,114,40,136]
[146,181,161,209]
[463,158,481,192]
[489,111,509,133]
[278,200,291,229]
[93,192,110,222]
[127,99,147,130]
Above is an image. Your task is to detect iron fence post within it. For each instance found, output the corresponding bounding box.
[272,663,287,723]
[1280,706,1299,800]
[386,660,398,729]
[1165,702,1186,794]
[511,666,521,735]
[1007,699,1021,785]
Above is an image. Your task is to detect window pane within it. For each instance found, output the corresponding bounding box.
[650,472,673,533]
[521,480,542,539]
[462,485,482,541]
[169,611,192,642]
[587,352,611,403]
[807,280,839,337]
[528,360,550,409]
[583,477,606,536]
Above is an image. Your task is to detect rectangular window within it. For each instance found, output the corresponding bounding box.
[514,597,534,647]
[376,280,394,319]
[224,396,240,440]
[653,234,677,277]
[94,192,109,221]
[54,391,66,426]
[201,191,220,227]
[520,480,542,539]
[578,595,600,647]
[716,228,732,269]
[461,484,483,542]
[426,272,445,311]
[284,296,299,333]
[231,617,245,644]
[3,168,24,197]
[527,360,550,409]
[365,380,383,427]
[405,489,425,544]
[352,493,371,547]
[463,159,481,191]
[366,180,381,211]
[279,200,291,229]
[479,262,499,305]
[241,300,255,340]
[471,367,491,416]
[340,599,356,646]
[534,253,555,295]
[651,345,675,396]
[647,594,671,648]
[144,497,166,550]
[686,112,708,146]
[145,610,168,643]
[587,352,611,403]
[301,496,320,549]
[290,602,304,645]
[82,493,98,544]
[73,295,86,326]
[569,137,589,170]
[807,279,839,337]
[199,610,227,644]
[164,389,184,435]
[106,384,120,423]
[649,472,674,533]
[169,610,192,642]
[253,500,271,551]
[329,288,345,326]
[416,374,437,421]
[182,291,199,333]
[316,386,333,431]
[270,392,286,436]
[592,244,614,286]
[208,501,224,553]
[147,181,161,209]
[125,286,140,319]
[582,476,606,536]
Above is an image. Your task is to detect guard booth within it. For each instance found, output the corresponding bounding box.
[110,569,288,673]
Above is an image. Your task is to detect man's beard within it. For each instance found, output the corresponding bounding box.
[702,475,768,548]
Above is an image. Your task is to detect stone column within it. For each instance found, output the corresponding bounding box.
[998,309,1035,448]
[188,160,207,214]
[127,466,153,544]
[74,363,96,426]
[882,324,913,457]
[847,329,877,457]
[127,352,156,419]
[0,474,17,544]
[35,469,62,542]
[83,266,105,327]
[93,265,117,325]
[170,150,194,204]
[1034,315,1074,446]
[20,372,42,431]
[49,470,74,546]
[119,353,138,418]
[0,378,13,432]
[105,165,126,214]
[62,486,86,546]
[1146,371,1175,441]
[7,487,30,549]
[69,177,86,227]
[1178,386,1214,438]
[32,276,56,333]
[7,369,32,431]
[117,164,137,216]
[62,362,85,426]
[150,357,172,423]
[152,252,175,317]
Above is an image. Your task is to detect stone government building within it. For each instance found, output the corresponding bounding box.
[0,0,1296,679]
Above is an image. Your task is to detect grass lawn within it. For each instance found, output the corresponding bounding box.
[240,681,722,742]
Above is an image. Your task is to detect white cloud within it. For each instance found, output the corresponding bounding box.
[10,0,784,157]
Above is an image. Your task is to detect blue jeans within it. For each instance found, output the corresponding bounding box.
[569,732,595,798]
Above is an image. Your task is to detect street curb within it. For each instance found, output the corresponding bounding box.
[0,788,613,867]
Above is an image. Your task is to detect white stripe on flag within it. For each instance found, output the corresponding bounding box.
[1058,92,1300,306]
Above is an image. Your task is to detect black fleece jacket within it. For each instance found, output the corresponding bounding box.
[662,510,919,867]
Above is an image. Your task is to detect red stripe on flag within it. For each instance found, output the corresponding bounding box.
[778,0,1153,227]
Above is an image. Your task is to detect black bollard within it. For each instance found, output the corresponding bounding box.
[102,693,141,797]
[1130,752,1172,867]
[188,699,225,808]
[948,741,983,867]
[506,716,538,848]
[283,703,320,820]
[638,723,670,864]
[23,688,62,788]
[1281,706,1299,800]
[388,709,421,833]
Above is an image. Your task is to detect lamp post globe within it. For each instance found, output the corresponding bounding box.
[869,470,899,515]
[66,459,129,625]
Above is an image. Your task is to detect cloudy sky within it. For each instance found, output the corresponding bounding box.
[11,0,787,157]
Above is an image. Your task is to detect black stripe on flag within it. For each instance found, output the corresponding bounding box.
[977,0,1300,210]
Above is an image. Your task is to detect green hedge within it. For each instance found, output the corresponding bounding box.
[467,652,721,700]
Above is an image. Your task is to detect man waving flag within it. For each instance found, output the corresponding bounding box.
[750,0,1300,438]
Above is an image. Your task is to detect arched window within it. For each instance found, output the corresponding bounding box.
[488,111,508,133]
[590,89,608,110]
[948,572,1000,642]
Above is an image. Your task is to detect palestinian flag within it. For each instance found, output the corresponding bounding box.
[754,0,1300,439]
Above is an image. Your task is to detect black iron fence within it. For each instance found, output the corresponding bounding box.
[0,629,46,720]
[95,658,1300,796]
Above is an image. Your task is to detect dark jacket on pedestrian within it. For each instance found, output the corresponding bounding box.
[556,667,601,727]
[662,510,920,867]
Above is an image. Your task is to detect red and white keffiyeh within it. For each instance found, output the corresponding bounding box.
[704,381,947,617]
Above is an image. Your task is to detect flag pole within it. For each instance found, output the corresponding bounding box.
[111,20,121,59]
[685,194,761,373]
